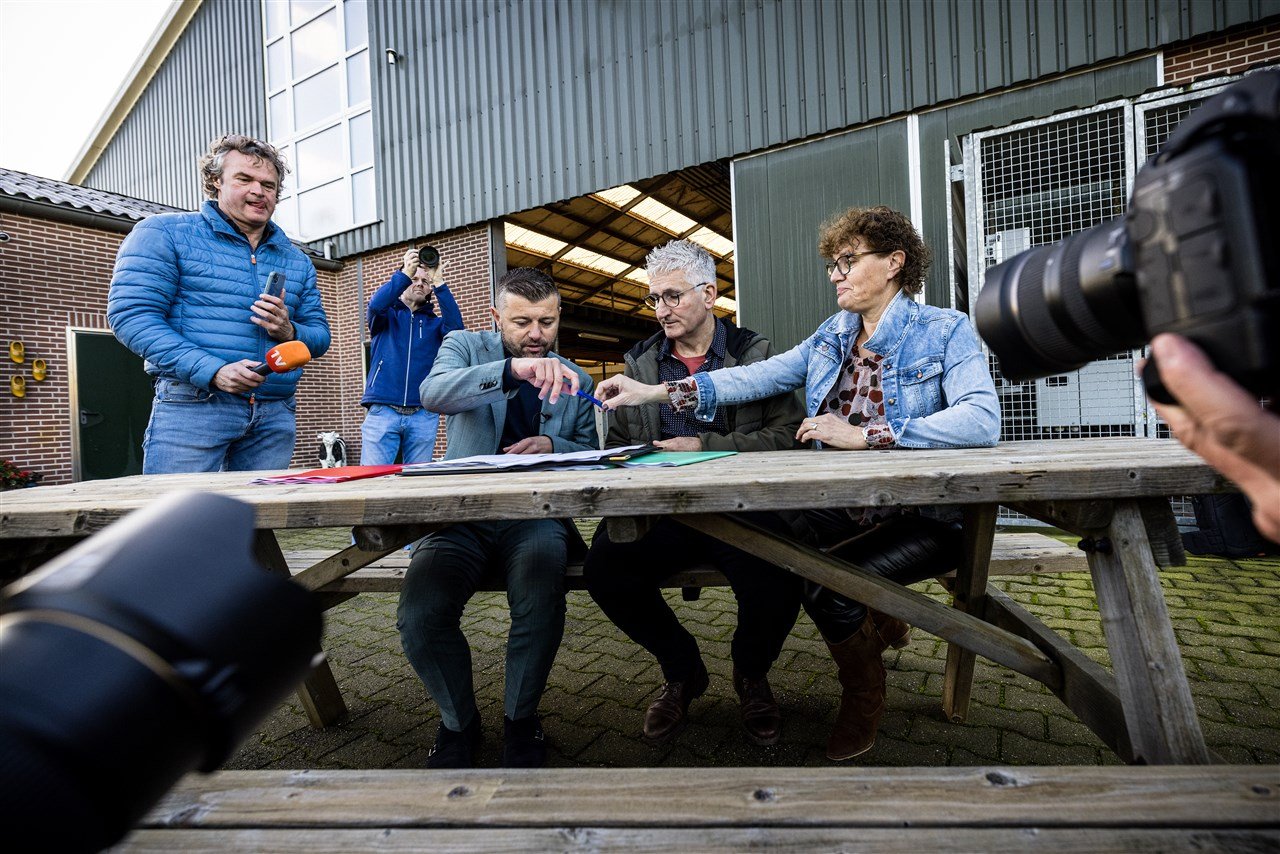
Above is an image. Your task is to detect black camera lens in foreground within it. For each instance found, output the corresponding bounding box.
[0,492,323,852]
[975,219,1147,382]
[418,245,440,268]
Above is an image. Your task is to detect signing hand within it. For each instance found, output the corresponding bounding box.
[251,287,294,342]
[213,360,267,394]
[1148,334,1280,542]
[510,357,579,403]
[503,436,553,455]
[796,413,868,449]
[654,436,701,451]
[596,374,669,408]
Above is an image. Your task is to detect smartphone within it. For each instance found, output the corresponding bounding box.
[264,271,286,299]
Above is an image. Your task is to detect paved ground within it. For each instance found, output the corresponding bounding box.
[228,526,1280,771]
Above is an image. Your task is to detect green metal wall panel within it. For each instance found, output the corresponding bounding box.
[734,57,1160,350]
[84,1,1274,258]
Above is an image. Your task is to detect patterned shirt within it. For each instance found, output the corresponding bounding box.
[816,349,896,449]
[655,319,729,438]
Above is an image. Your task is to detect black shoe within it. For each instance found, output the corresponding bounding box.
[642,660,710,743]
[503,714,548,768]
[426,715,482,769]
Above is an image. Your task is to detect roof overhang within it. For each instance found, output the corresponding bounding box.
[65,0,203,184]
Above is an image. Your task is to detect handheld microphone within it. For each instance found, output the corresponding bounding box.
[252,340,312,376]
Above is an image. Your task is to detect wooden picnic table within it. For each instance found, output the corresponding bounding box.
[0,437,1233,767]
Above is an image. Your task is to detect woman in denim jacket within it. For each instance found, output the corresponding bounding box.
[597,206,1000,761]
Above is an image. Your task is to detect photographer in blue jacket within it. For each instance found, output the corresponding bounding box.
[360,247,465,464]
[107,134,330,473]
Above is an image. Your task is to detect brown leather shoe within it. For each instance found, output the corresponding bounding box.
[824,618,887,760]
[642,662,710,743]
[870,608,912,651]
[733,669,782,746]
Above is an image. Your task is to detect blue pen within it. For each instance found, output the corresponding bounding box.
[563,379,606,409]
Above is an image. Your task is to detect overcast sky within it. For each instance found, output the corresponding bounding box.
[0,0,177,181]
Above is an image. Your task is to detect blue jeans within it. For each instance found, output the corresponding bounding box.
[142,379,296,473]
[361,404,440,464]
[396,519,568,731]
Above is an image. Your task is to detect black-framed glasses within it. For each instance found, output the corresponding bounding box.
[824,251,882,277]
[643,282,709,309]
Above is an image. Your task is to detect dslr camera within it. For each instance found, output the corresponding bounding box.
[418,244,441,268]
[975,70,1279,403]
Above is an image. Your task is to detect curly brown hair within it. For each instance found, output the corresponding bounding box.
[817,205,931,295]
[198,134,290,199]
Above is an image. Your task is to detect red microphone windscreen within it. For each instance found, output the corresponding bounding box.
[263,340,312,373]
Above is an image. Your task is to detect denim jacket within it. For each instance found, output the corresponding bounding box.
[692,291,1000,449]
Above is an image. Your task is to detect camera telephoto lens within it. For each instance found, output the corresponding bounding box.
[0,492,323,852]
[975,219,1147,382]
[418,245,441,268]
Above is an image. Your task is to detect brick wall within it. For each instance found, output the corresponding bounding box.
[314,224,496,465]
[0,208,496,484]
[1164,19,1280,85]
[0,211,124,486]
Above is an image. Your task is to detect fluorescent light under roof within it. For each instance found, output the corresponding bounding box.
[688,227,735,259]
[630,197,697,235]
[592,184,642,207]
[505,222,567,256]
[715,296,737,312]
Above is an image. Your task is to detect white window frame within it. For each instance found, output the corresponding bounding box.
[262,0,376,242]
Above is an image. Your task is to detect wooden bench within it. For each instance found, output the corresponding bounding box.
[125,765,1278,851]
[287,531,1087,594]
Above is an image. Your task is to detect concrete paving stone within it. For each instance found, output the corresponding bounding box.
[1251,747,1280,764]
[322,732,412,769]
[999,683,1069,716]
[1252,639,1280,656]
[950,746,1002,766]
[1044,713,1108,749]
[1000,732,1102,766]
[580,671,658,708]
[864,732,949,767]
[906,716,999,758]
[1224,648,1280,669]
[1199,719,1280,755]
[573,729,670,767]
[1196,660,1280,689]
[1172,644,1237,666]
[1220,698,1280,729]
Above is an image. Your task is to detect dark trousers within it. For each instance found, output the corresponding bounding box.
[584,514,803,683]
[801,509,963,643]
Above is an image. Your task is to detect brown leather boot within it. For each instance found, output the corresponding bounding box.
[824,618,887,760]
[870,609,912,651]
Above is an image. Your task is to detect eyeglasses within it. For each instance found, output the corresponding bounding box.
[643,282,709,310]
[824,251,882,277]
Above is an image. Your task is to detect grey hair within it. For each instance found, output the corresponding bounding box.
[645,239,716,288]
[199,134,290,199]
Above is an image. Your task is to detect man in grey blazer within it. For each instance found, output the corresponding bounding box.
[397,267,599,769]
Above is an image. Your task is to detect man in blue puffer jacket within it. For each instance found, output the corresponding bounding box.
[107,134,330,473]
[360,247,465,464]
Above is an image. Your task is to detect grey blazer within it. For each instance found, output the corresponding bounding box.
[420,330,599,460]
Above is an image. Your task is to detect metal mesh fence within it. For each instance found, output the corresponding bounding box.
[977,107,1141,447]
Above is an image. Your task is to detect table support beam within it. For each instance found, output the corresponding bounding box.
[253,530,350,729]
[942,504,998,723]
[1085,500,1211,764]
[675,513,1057,686]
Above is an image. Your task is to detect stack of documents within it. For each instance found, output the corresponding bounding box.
[400,446,737,476]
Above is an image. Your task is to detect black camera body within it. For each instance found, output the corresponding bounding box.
[976,70,1280,402]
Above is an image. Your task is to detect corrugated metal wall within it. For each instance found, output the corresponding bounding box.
[733,57,1160,350]
[84,0,268,211]
[84,0,1277,256]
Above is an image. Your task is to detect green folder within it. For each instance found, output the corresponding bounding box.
[616,450,737,468]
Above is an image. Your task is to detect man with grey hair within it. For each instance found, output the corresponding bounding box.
[584,239,806,747]
[398,267,598,770]
[108,134,330,472]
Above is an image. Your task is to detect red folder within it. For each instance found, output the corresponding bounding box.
[250,464,403,485]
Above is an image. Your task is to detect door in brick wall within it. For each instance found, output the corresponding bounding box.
[71,331,153,481]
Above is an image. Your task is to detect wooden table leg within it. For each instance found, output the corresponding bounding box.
[942,504,998,723]
[1086,500,1211,764]
[253,530,349,729]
